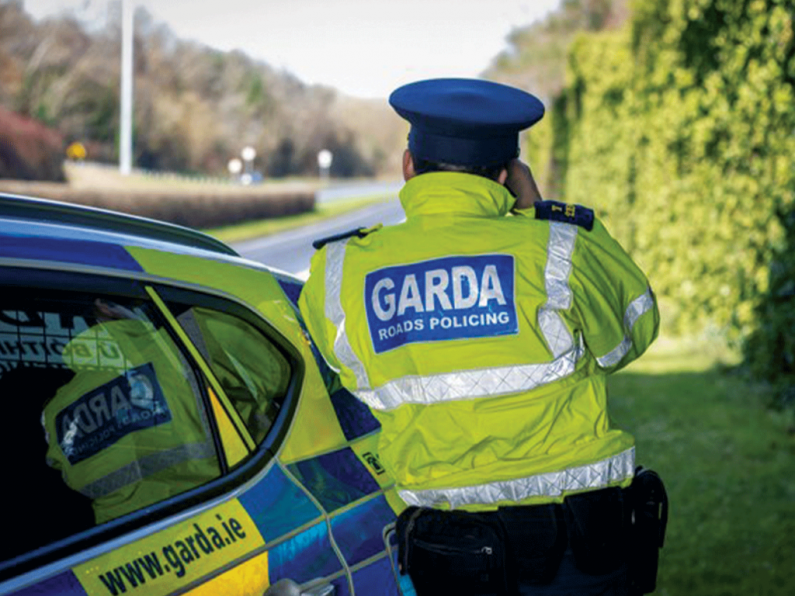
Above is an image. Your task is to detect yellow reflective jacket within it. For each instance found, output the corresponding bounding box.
[299,172,659,510]
[43,319,219,524]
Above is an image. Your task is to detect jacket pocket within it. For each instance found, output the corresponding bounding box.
[397,507,508,595]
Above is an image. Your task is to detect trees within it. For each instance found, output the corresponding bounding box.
[0,1,402,179]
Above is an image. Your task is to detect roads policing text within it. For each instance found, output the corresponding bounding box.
[364,254,518,353]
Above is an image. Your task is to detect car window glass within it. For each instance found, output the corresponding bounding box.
[0,293,222,563]
[175,306,291,444]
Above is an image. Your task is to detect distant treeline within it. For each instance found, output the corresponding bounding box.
[492,0,795,404]
[0,0,406,180]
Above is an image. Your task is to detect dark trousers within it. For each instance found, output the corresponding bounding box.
[499,488,630,596]
[401,487,632,596]
[515,546,630,595]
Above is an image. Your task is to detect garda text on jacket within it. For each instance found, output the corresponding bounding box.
[364,254,518,354]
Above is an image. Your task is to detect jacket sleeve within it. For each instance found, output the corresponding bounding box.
[568,218,660,373]
[298,247,343,373]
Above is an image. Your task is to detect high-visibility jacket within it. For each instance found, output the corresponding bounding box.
[43,319,220,524]
[299,172,659,511]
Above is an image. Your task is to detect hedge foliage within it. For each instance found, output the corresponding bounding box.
[0,181,316,229]
[524,0,795,398]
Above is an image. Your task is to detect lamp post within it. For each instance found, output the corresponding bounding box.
[317,149,333,182]
[241,146,256,185]
[119,0,134,175]
[228,158,242,182]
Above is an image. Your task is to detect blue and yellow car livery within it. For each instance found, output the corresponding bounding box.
[0,194,414,596]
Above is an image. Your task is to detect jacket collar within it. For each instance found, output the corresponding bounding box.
[398,172,516,219]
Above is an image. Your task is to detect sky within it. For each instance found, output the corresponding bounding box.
[22,0,561,99]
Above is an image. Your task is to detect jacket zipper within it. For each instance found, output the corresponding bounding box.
[413,538,494,558]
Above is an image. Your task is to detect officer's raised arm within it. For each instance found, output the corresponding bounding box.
[505,159,544,208]
[570,217,660,373]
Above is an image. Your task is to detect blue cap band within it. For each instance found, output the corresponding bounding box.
[408,128,520,167]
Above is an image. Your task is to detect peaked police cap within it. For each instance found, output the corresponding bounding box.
[389,78,545,167]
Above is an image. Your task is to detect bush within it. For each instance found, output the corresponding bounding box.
[0,182,315,229]
[536,0,795,354]
[742,207,795,409]
[510,0,795,405]
[0,107,65,181]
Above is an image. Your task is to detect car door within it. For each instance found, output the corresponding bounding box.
[152,284,351,596]
[271,280,417,596]
[0,267,346,596]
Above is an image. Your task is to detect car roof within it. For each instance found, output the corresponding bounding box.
[0,192,239,260]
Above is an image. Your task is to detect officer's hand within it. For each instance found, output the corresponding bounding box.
[504,159,543,209]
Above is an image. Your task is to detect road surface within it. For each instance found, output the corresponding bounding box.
[316,180,403,203]
[232,197,405,278]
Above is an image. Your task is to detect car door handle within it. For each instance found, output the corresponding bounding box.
[303,585,335,596]
[263,578,335,596]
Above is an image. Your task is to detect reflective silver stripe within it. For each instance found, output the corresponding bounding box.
[597,337,632,368]
[596,287,655,368]
[544,222,578,310]
[79,440,216,499]
[538,309,573,359]
[625,287,655,329]
[539,222,578,357]
[354,342,583,411]
[399,447,635,509]
[324,241,370,389]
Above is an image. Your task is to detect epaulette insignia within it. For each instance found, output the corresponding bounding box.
[312,224,381,250]
[534,200,594,231]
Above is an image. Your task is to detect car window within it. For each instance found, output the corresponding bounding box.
[173,305,292,444]
[0,291,222,563]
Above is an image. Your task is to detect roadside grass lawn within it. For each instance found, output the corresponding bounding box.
[611,336,795,596]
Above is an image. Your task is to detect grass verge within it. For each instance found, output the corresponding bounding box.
[203,193,396,243]
[610,336,794,596]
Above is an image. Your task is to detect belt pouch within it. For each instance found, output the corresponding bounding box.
[563,487,628,575]
[396,506,508,595]
[497,504,566,587]
[629,468,668,594]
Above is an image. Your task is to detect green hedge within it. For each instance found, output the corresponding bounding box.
[0,181,316,229]
[742,208,795,408]
[527,0,795,401]
[535,0,792,334]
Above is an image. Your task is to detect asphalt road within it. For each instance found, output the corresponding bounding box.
[232,197,406,278]
[316,180,403,203]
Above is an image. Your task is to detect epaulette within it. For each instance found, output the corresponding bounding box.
[534,200,594,231]
[312,224,382,250]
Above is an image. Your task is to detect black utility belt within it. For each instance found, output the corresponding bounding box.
[396,467,668,596]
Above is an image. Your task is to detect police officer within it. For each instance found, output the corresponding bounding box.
[299,78,662,595]
[42,300,220,524]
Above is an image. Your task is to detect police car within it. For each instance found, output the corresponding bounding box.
[0,193,414,596]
